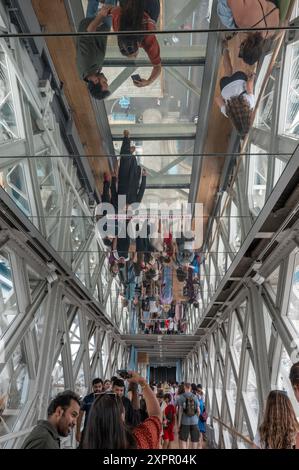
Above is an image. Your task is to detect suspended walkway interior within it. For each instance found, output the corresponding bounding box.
[0,0,299,451]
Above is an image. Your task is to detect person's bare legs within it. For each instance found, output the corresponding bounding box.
[222,40,233,77]
[169,440,176,449]
[163,439,169,449]
[190,440,198,450]
[180,440,187,449]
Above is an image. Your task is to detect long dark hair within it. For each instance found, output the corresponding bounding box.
[226,95,252,137]
[134,252,144,276]
[289,362,299,387]
[259,390,299,449]
[120,0,145,33]
[118,0,145,56]
[240,32,264,66]
[82,394,136,449]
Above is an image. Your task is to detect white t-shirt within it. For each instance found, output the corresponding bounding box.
[221,79,255,117]
[184,240,194,251]
[150,234,164,252]
[149,222,164,252]
[149,300,159,314]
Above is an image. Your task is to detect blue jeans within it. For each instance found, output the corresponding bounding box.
[217,0,236,29]
[86,0,118,27]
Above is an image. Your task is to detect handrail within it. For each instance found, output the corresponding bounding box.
[0,427,34,444]
[213,416,255,448]
[0,26,298,39]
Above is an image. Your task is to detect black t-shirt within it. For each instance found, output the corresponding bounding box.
[122,396,140,426]
[81,392,96,429]
[117,234,130,258]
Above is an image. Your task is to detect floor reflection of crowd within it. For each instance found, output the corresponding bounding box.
[95,130,202,335]
[119,248,201,335]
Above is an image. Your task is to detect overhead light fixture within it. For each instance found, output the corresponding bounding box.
[255,232,274,239]
[46,261,58,284]
[47,271,58,285]
[252,261,262,271]
[252,272,265,285]
[47,261,56,271]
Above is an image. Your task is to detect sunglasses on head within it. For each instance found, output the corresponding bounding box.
[120,45,137,55]
[272,389,288,396]
[95,71,104,78]
[96,392,117,398]
[118,38,138,56]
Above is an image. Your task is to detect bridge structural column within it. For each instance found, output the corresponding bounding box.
[176,360,182,383]
[128,346,137,371]
[248,281,271,416]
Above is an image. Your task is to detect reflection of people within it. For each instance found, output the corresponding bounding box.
[95,173,118,247]
[216,41,255,137]
[111,0,162,87]
[76,1,118,100]
[217,0,280,65]
[118,130,147,205]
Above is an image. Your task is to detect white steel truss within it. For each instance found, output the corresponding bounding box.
[0,4,130,448]
[183,5,299,448]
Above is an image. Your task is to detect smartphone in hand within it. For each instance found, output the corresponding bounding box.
[117,369,133,379]
[131,74,141,83]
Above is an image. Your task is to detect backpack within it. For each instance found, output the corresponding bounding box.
[199,406,208,422]
[183,395,197,417]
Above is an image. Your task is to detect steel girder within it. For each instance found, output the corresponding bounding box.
[0,13,129,448]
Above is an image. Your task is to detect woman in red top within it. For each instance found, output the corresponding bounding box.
[111,0,162,88]
[82,371,162,449]
[162,393,176,449]
[163,232,174,258]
